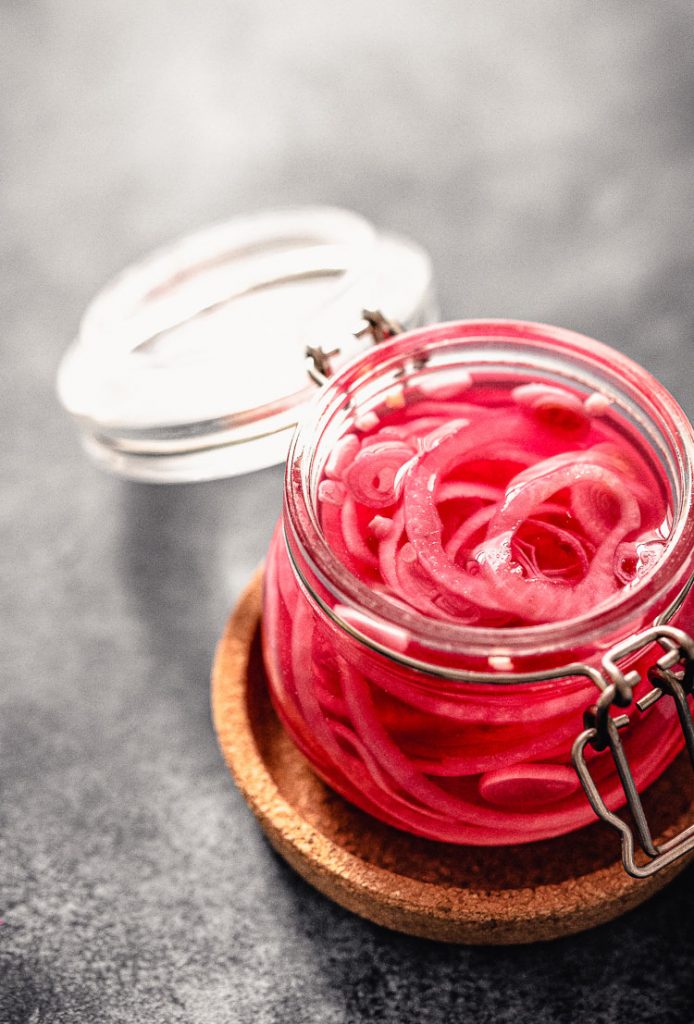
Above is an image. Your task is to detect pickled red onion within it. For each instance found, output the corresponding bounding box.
[319,394,662,625]
[343,441,414,507]
[262,375,677,846]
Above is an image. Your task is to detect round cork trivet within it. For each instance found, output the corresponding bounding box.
[211,569,694,944]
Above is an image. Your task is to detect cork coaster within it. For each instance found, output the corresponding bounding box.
[211,569,694,944]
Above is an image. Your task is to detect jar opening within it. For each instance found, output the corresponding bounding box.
[285,320,694,663]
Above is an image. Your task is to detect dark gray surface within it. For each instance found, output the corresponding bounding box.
[3,2,694,1021]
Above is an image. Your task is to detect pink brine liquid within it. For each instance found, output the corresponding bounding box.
[263,372,685,845]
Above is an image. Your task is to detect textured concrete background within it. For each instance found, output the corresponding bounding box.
[3,2,694,1021]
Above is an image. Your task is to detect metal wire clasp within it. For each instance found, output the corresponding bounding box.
[572,625,694,878]
[305,309,404,386]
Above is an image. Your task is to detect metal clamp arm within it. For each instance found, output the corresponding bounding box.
[572,625,694,878]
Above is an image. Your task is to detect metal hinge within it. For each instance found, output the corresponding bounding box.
[572,624,694,878]
[305,309,403,386]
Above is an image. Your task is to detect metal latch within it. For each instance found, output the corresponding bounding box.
[572,624,694,878]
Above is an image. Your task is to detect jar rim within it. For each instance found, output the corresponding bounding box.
[285,319,694,661]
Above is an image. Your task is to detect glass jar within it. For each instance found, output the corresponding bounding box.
[261,319,694,859]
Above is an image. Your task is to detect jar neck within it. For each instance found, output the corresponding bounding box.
[284,319,694,674]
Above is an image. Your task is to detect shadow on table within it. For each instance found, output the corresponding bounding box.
[266,841,694,1023]
[114,469,282,660]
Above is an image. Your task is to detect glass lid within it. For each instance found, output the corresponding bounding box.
[57,206,436,482]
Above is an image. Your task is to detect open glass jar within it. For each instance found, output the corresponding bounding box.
[57,209,694,880]
[262,319,694,874]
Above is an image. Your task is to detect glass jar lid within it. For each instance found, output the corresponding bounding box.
[57,206,436,482]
